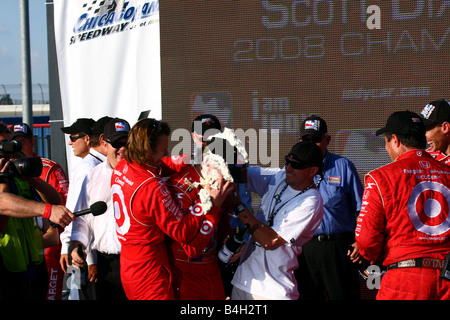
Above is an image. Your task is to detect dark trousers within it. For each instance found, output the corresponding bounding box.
[295,235,361,300]
[96,252,127,300]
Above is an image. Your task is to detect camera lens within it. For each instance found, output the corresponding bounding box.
[11,157,43,177]
[0,140,22,154]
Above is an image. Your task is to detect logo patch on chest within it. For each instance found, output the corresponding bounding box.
[328,176,341,184]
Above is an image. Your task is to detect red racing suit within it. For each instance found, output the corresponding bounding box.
[36,154,69,205]
[34,154,69,301]
[356,150,450,299]
[166,165,233,300]
[111,159,221,300]
[427,149,450,166]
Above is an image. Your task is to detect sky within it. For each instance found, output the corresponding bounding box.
[0,1,49,86]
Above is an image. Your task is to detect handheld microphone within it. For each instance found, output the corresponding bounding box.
[74,201,107,217]
[50,201,107,228]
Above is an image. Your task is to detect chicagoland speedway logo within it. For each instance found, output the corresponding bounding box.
[70,0,159,45]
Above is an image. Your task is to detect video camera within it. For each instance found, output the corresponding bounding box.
[0,139,43,178]
[0,139,22,154]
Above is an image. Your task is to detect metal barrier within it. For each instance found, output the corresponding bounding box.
[0,83,49,105]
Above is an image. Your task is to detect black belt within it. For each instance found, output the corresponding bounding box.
[387,258,445,270]
[314,232,354,242]
[98,252,120,261]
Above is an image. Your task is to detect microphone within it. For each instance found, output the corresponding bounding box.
[49,201,107,228]
[74,201,107,217]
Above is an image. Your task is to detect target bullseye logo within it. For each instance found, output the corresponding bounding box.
[200,220,213,235]
[112,184,131,236]
[408,181,450,236]
[190,203,204,216]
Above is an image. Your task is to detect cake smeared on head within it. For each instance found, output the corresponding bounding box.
[184,128,249,212]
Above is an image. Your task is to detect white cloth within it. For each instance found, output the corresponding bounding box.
[60,149,106,255]
[231,166,324,300]
[70,160,121,261]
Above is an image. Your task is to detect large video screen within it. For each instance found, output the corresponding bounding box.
[160,0,450,181]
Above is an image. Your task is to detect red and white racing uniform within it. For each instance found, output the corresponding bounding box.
[35,154,69,301]
[427,149,450,166]
[166,165,233,300]
[160,154,191,176]
[36,155,69,205]
[356,150,450,299]
[111,159,221,300]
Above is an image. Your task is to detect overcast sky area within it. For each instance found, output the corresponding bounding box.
[0,1,48,86]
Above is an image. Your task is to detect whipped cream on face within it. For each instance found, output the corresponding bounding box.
[184,127,248,212]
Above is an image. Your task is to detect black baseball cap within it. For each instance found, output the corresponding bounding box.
[300,115,328,138]
[191,114,222,140]
[288,141,323,170]
[11,123,33,139]
[61,118,95,135]
[92,116,113,136]
[419,99,450,126]
[376,110,424,136]
[104,118,130,144]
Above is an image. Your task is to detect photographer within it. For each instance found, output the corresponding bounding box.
[0,140,74,299]
[12,123,69,300]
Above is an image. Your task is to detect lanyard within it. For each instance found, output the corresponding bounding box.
[267,182,314,227]
[315,152,330,188]
[89,152,103,162]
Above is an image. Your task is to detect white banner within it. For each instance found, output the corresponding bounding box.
[53,0,161,174]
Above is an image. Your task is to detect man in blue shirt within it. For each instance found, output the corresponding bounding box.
[295,115,364,300]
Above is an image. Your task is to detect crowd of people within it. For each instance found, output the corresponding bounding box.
[1,98,450,300]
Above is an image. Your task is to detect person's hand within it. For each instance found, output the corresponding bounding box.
[60,254,70,273]
[348,242,363,264]
[49,205,75,228]
[0,159,10,193]
[88,265,98,283]
[70,243,85,269]
[0,158,10,173]
[230,242,247,263]
[207,174,234,208]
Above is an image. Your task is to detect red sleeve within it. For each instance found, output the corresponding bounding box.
[160,154,191,177]
[171,183,223,258]
[149,180,219,245]
[355,174,386,262]
[43,164,69,206]
[179,206,221,258]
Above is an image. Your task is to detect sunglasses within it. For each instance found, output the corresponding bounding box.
[106,139,127,149]
[147,119,161,139]
[285,155,309,170]
[301,135,322,143]
[69,134,86,142]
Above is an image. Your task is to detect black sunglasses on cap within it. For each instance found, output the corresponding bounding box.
[147,119,161,139]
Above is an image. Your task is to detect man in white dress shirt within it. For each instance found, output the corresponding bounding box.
[59,117,111,299]
[70,118,130,300]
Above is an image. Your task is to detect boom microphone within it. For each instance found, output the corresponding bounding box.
[74,201,108,217]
